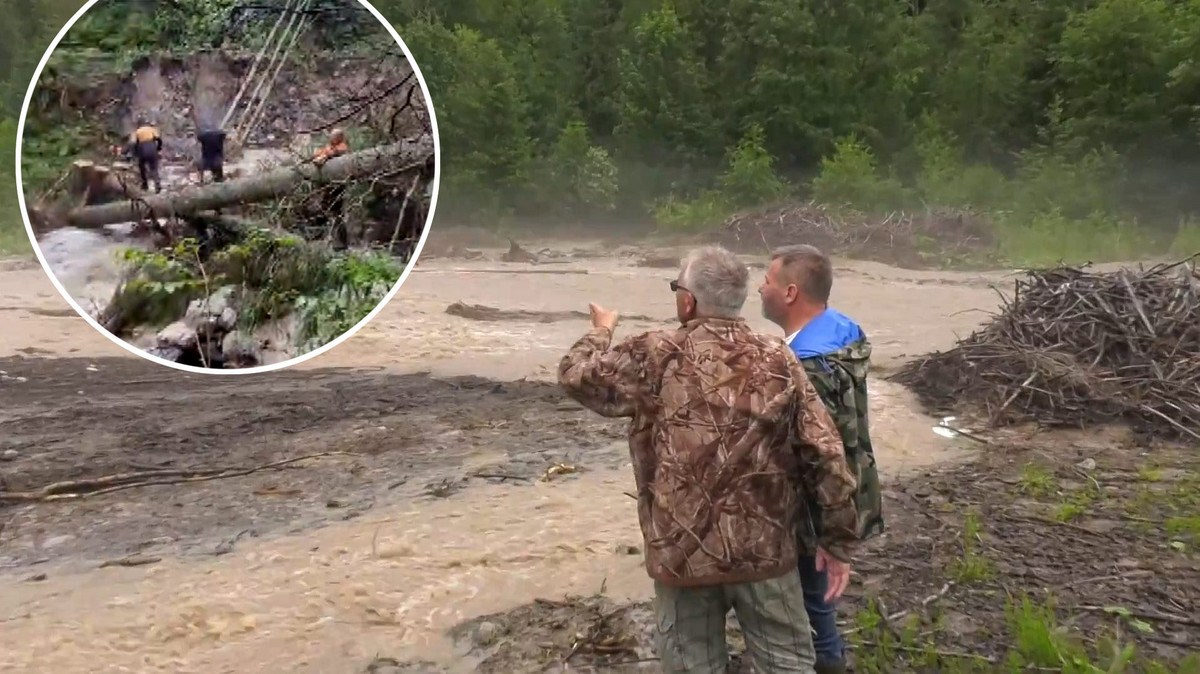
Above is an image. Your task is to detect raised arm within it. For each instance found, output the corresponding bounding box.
[557,326,650,418]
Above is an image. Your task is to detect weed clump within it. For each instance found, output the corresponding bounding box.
[102,227,401,366]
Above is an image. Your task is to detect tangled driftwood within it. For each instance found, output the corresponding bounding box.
[892,258,1200,440]
[714,201,993,267]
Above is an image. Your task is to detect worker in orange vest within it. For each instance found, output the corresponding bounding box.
[130,120,163,193]
[312,128,349,165]
[312,129,351,249]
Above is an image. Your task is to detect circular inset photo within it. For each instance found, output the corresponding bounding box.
[15,0,438,373]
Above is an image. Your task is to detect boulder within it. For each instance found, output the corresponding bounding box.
[185,286,239,336]
[222,330,261,368]
[156,321,198,350]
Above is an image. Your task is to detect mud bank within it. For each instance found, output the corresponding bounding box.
[0,355,629,570]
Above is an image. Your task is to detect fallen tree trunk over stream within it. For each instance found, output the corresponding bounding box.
[65,136,435,229]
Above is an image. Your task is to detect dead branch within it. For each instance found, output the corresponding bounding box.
[99,555,161,569]
[843,582,955,636]
[0,451,356,503]
[1075,605,1200,629]
[410,269,589,275]
[297,72,415,136]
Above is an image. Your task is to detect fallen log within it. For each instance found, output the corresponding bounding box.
[411,268,589,275]
[0,451,356,503]
[65,136,435,229]
[445,301,663,324]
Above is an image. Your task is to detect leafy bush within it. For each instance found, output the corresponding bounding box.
[651,124,790,231]
[994,209,1140,267]
[718,123,789,209]
[112,241,208,329]
[651,191,730,232]
[811,135,911,213]
[1008,147,1122,222]
[915,128,1009,210]
[110,229,402,352]
[548,121,619,217]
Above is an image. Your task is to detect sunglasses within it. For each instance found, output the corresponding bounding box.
[669,280,691,294]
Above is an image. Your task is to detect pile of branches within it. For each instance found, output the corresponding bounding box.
[718,201,861,252]
[892,258,1200,440]
[713,201,993,266]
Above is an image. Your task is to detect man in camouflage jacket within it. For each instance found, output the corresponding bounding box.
[759,244,886,674]
[558,245,859,674]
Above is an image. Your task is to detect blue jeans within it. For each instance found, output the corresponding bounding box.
[798,554,845,664]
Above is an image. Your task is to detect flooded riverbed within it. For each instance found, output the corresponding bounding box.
[0,235,1004,672]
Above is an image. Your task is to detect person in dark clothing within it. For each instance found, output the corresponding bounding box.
[130,121,163,193]
[196,128,227,183]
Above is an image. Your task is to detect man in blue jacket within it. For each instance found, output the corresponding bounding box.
[758,244,885,674]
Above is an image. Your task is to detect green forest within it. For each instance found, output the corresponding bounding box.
[4,0,1200,264]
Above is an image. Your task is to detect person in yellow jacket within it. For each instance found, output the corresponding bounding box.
[129,120,163,193]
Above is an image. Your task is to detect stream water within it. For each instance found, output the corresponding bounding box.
[37,224,148,319]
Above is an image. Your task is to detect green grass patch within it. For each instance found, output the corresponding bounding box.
[1165,516,1200,547]
[950,510,996,584]
[1053,490,1095,522]
[849,592,1200,672]
[1018,463,1058,498]
[1138,465,1164,483]
[1168,218,1200,258]
[651,191,732,233]
[994,209,1144,268]
[0,214,31,257]
[20,117,115,198]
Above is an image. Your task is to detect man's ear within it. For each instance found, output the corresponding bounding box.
[784,284,800,304]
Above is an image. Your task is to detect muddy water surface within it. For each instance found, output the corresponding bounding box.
[0,241,1000,672]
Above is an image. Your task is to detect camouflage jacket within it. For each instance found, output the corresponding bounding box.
[794,336,886,547]
[558,318,859,588]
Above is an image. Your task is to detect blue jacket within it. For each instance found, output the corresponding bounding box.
[788,308,866,360]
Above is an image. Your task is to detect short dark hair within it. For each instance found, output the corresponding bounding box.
[771,244,832,304]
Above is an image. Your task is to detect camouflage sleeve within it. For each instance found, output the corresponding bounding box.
[557,326,650,418]
[789,359,859,562]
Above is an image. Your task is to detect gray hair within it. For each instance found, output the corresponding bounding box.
[679,245,749,318]
[770,244,832,304]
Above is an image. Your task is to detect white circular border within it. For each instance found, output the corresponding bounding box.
[13,0,441,376]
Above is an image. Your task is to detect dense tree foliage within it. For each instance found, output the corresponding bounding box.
[377,0,1200,250]
[4,0,1200,259]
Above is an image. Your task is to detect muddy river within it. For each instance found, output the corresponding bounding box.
[0,237,1006,673]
